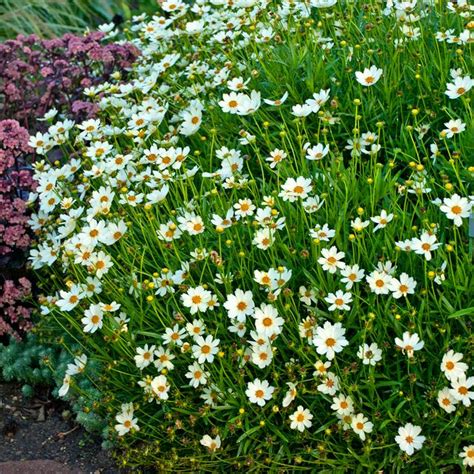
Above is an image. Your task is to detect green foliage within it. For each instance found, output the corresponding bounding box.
[0,0,154,41]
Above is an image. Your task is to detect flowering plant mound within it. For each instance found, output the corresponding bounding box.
[30,1,473,471]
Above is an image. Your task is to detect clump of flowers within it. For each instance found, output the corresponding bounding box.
[0,32,140,128]
[31,1,472,471]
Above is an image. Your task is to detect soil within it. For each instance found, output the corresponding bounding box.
[0,382,121,473]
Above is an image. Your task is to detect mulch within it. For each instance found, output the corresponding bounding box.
[0,383,120,473]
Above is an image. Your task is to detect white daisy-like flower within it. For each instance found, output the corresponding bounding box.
[289,406,313,432]
[192,335,220,364]
[317,246,345,273]
[313,322,349,360]
[395,423,425,456]
[355,65,383,86]
[245,378,275,407]
[440,350,468,381]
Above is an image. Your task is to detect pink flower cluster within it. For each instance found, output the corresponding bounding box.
[0,119,34,339]
[0,119,33,258]
[0,31,140,127]
[0,277,32,340]
[0,32,139,339]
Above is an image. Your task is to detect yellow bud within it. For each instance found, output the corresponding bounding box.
[144,203,152,211]
[239,408,245,414]
[428,271,435,279]
[146,295,154,302]
[259,421,265,427]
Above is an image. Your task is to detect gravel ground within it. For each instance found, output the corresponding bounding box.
[0,383,119,473]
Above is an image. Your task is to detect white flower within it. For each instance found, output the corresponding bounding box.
[357,343,382,366]
[317,372,340,395]
[441,350,468,382]
[351,413,373,441]
[318,246,345,273]
[81,304,104,333]
[388,273,417,299]
[366,270,393,295]
[445,76,473,99]
[200,434,221,451]
[279,177,312,202]
[460,445,474,467]
[251,343,273,369]
[58,374,71,397]
[313,322,349,360]
[351,217,370,232]
[291,103,313,117]
[153,346,175,371]
[56,285,86,312]
[298,286,317,305]
[370,210,393,232]
[254,303,284,337]
[310,0,337,7]
[134,344,156,370]
[450,374,474,407]
[263,92,288,106]
[192,335,220,364]
[324,290,352,311]
[66,354,87,375]
[437,387,458,413]
[305,143,330,161]
[246,378,275,406]
[181,286,212,314]
[309,223,335,242]
[442,119,466,138]
[253,227,276,250]
[340,264,365,289]
[185,362,209,388]
[439,194,471,227]
[115,403,139,436]
[266,149,287,168]
[151,375,170,400]
[282,382,297,408]
[331,394,354,416]
[355,66,383,86]
[289,406,313,432]
[395,423,425,455]
[163,324,187,346]
[394,332,424,358]
[411,232,440,261]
